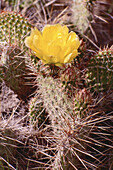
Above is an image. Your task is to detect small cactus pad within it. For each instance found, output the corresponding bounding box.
[0,11,32,48]
[87,48,113,92]
[29,96,48,127]
[74,88,92,118]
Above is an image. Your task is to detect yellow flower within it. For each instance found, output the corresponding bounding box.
[25,24,80,66]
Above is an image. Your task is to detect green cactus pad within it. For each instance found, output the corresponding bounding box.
[0,11,32,48]
[87,48,113,92]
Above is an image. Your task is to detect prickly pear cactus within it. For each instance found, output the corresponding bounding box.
[0,12,36,100]
[86,47,113,93]
[36,75,89,169]
[37,76,73,130]
[0,11,32,48]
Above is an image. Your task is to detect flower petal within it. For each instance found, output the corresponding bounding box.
[25,36,32,48]
[33,35,42,51]
[64,49,78,63]
[43,44,61,64]
[67,32,80,50]
[42,24,62,42]
[61,25,69,41]
[32,27,42,38]
[25,36,42,59]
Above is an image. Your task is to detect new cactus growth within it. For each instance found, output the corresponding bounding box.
[86,47,113,93]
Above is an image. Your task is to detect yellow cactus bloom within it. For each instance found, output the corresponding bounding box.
[25,24,80,66]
